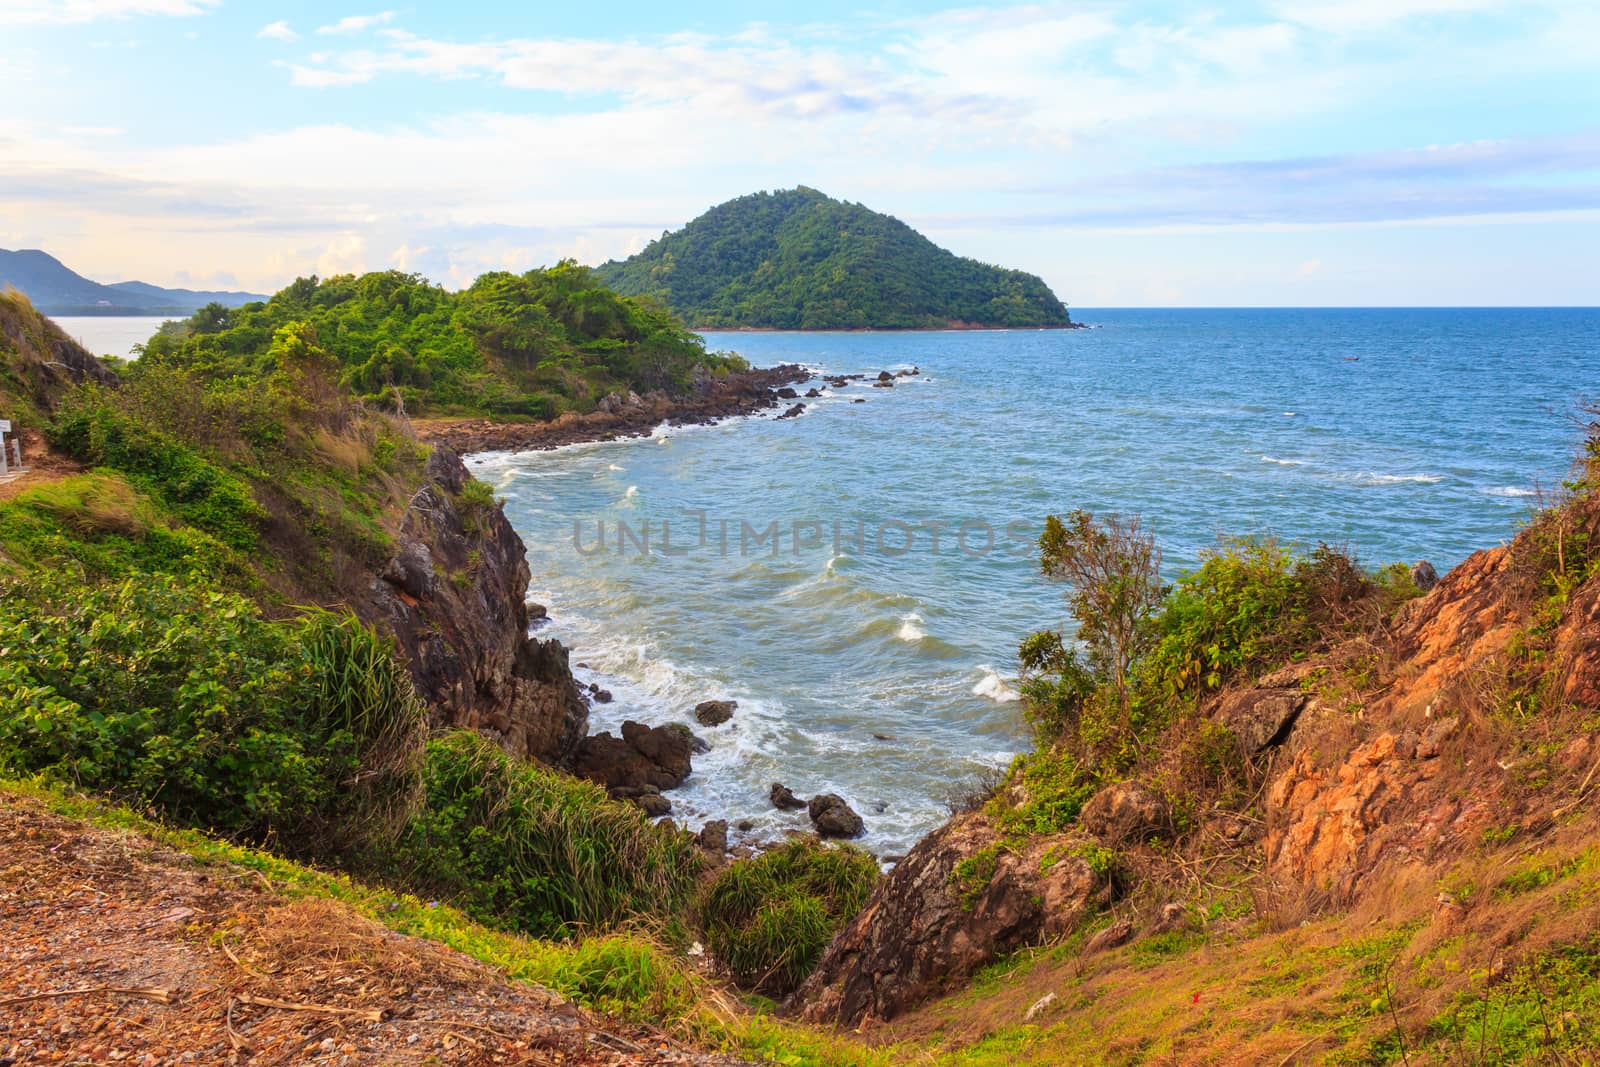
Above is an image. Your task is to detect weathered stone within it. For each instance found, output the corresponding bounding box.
[792,812,1096,1026]
[1215,687,1306,755]
[1079,781,1170,844]
[694,700,737,726]
[573,721,693,792]
[1083,919,1134,955]
[770,783,807,811]
[1412,559,1439,592]
[808,794,865,839]
[698,819,729,854]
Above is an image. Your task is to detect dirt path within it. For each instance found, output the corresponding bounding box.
[0,797,743,1066]
[0,430,82,503]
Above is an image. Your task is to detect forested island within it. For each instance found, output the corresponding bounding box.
[596,187,1073,330]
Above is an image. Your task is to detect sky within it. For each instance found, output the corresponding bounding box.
[2,0,1597,306]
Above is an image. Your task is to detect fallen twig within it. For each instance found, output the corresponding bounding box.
[0,985,181,1007]
[235,993,389,1022]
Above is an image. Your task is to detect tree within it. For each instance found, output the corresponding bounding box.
[1037,510,1165,707]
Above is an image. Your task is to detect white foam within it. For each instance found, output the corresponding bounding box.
[1483,485,1538,498]
[624,485,639,499]
[972,665,1020,703]
[608,463,625,471]
[896,612,927,642]
[1261,455,1303,466]
[1352,471,1443,486]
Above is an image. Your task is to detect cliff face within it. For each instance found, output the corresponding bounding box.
[367,445,588,765]
[795,491,1600,1029]
[0,291,119,425]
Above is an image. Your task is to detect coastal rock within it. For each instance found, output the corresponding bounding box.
[805,388,822,398]
[1412,559,1440,592]
[792,812,1096,1027]
[1079,781,1170,845]
[808,794,865,839]
[876,371,894,381]
[694,699,737,726]
[370,446,587,765]
[872,380,894,389]
[698,819,730,855]
[572,720,694,792]
[776,387,799,399]
[770,783,808,811]
[778,403,806,419]
[1215,687,1306,755]
[1084,919,1135,955]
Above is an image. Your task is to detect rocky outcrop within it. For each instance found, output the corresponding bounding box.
[1215,687,1306,756]
[770,783,807,811]
[370,446,587,765]
[572,721,695,793]
[793,812,1096,1027]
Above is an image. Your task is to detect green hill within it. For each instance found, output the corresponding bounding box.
[595,187,1071,330]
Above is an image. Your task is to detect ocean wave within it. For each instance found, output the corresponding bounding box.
[1260,455,1304,466]
[971,665,1020,703]
[623,485,639,499]
[897,612,927,642]
[1342,471,1444,486]
[1482,485,1538,498]
[608,463,625,471]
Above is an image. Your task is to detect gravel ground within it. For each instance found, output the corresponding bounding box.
[0,797,747,1066]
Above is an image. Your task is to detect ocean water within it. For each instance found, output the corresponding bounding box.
[49,316,170,360]
[461,307,1592,856]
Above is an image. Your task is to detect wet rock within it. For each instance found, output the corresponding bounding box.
[573,720,694,792]
[698,820,729,854]
[1079,780,1170,845]
[794,811,1096,1026]
[808,794,865,839]
[876,371,894,381]
[770,783,807,811]
[688,732,711,755]
[528,602,550,629]
[610,784,672,817]
[776,387,799,399]
[1412,559,1439,592]
[1215,687,1306,755]
[852,398,866,404]
[805,388,823,398]
[736,819,755,832]
[872,380,894,388]
[694,699,737,727]
[777,402,806,418]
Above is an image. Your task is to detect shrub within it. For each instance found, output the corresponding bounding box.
[383,732,702,939]
[0,571,424,843]
[698,837,881,994]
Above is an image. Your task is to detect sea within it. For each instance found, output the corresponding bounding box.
[70,310,1599,857]
[466,308,1597,856]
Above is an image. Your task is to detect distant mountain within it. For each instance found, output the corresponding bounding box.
[595,187,1071,330]
[0,248,266,316]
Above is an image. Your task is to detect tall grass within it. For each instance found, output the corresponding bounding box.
[381,731,702,939]
[698,837,881,994]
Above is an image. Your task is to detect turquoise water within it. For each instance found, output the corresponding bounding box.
[467,308,1598,854]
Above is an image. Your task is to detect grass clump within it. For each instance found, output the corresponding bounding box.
[699,837,882,995]
[382,731,702,940]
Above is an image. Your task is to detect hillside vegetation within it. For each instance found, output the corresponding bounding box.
[596,187,1071,330]
[140,263,745,419]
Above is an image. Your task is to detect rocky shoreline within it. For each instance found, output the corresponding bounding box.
[412,364,815,454]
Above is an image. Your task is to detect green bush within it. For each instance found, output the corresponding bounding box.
[0,571,425,843]
[383,732,702,939]
[698,837,881,994]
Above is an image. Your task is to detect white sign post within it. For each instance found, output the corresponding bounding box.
[0,420,9,476]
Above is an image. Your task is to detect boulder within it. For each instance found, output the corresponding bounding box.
[808,793,865,839]
[776,387,799,399]
[694,699,737,726]
[777,403,806,419]
[572,720,694,792]
[876,371,894,381]
[1083,918,1134,955]
[698,819,729,854]
[804,388,822,398]
[793,812,1096,1027]
[1215,687,1306,755]
[609,784,672,817]
[1079,780,1170,844]
[770,783,807,811]
[1412,559,1440,592]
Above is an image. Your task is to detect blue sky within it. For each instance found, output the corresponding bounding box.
[2,0,1597,305]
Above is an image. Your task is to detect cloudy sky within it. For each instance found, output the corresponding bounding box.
[3,0,1597,305]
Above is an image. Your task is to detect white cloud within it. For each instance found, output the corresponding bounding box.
[0,0,217,24]
[316,11,394,35]
[257,20,298,43]
[1273,0,1507,33]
